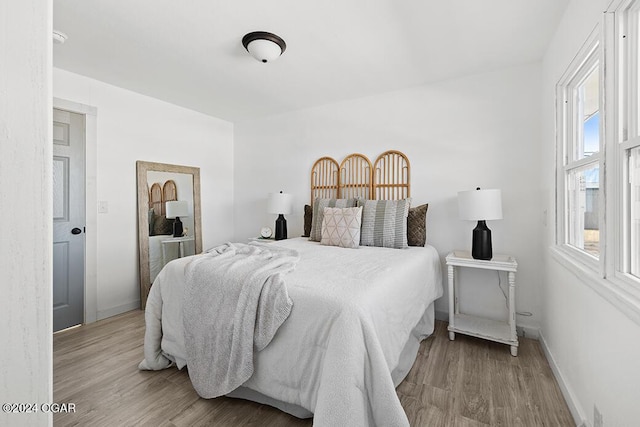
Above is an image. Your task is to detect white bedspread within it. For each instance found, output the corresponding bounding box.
[140,238,443,426]
[184,243,297,398]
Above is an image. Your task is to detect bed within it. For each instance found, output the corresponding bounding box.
[140,151,443,426]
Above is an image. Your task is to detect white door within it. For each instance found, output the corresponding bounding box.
[53,108,85,332]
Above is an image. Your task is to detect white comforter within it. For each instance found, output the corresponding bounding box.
[184,243,297,398]
[140,238,443,426]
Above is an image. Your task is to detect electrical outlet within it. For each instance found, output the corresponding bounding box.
[594,405,603,427]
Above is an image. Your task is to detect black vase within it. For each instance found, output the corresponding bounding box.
[172,217,183,238]
[274,214,287,240]
[472,220,492,260]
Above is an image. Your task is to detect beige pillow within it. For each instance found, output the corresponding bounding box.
[320,206,363,249]
[309,198,358,241]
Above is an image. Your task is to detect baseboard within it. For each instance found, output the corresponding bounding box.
[97,300,140,321]
[538,330,587,427]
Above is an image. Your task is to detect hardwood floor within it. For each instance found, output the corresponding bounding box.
[53,310,575,426]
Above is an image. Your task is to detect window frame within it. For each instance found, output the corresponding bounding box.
[555,29,604,270]
[613,0,640,285]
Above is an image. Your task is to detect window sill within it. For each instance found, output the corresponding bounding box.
[549,246,640,327]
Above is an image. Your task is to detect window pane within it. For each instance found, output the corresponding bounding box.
[576,66,600,160]
[567,164,600,257]
[583,111,600,156]
[631,147,640,277]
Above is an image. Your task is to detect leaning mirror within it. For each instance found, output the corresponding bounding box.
[136,161,202,309]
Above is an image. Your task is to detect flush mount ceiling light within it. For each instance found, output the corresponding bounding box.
[52,29,68,44]
[242,31,286,63]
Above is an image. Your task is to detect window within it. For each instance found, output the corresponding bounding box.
[618,0,640,280]
[557,36,602,262]
[632,147,640,276]
[555,1,640,299]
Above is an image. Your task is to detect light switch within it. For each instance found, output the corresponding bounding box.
[98,201,108,214]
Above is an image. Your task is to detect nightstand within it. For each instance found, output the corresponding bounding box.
[248,237,276,243]
[161,236,194,266]
[445,250,519,356]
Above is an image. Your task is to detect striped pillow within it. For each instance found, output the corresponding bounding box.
[309,198,357,242]
[358,198,412,249]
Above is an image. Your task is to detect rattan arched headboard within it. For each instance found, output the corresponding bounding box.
[310,150,410,204]
[373,150,410,200]
[310,157,340,205]
[149,179,178,215]
[339,153,373,200]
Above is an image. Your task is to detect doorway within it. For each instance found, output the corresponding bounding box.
[53,108,85,332]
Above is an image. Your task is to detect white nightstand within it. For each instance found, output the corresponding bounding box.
[248,237,276,243]
[161,236,194,266]
[445,250,519,356]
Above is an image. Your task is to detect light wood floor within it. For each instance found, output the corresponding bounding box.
[53,310,575,426]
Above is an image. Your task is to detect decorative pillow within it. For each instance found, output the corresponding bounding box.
[320,206,363,249]
[309,198,357,242]
[407,203,428,246]
[302,204,313,237]
[358,198,412,249]
[152,214,174,236]
[148,208,156,235]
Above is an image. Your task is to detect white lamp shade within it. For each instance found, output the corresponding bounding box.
[165,200,189,219]
[267,192,293,215]
[458,188,503,221]
[246,39,283,63]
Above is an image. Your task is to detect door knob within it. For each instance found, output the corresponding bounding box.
[71,227,82,235]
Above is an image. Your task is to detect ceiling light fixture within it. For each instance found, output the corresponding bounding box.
[242,31,286,63]
[52,29,68,44]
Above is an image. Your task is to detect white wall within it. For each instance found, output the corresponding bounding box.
[0,0,52,425]
[234,63,544,333]
[541,0,640,425]
[54,69,234,319]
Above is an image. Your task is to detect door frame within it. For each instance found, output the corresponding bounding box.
[53,97,97,324]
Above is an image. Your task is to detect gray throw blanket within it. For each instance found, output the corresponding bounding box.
[183,242,298,398]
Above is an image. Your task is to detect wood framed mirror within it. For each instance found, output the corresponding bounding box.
[136,161,202,309]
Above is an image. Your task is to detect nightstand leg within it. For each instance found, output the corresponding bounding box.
[508,271,518,356]
[448,265,455,340]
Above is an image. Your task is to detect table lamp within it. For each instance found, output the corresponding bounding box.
[457,187,503,260]
[268,191,293,240]
[166,200,189,238]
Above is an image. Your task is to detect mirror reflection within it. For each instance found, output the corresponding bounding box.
[137,161,202,308]
[147,170,195,283]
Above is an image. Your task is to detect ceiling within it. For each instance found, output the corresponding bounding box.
[53,0,568,122]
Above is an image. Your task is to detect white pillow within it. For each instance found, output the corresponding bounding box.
[309,198,357,242]
[320,206,363,249]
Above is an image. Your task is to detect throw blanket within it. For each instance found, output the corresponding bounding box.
[183,242,298,398]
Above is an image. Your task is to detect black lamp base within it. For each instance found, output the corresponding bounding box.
[275,214,287,240]
[472,220,493,260]
[173,217,183,238]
